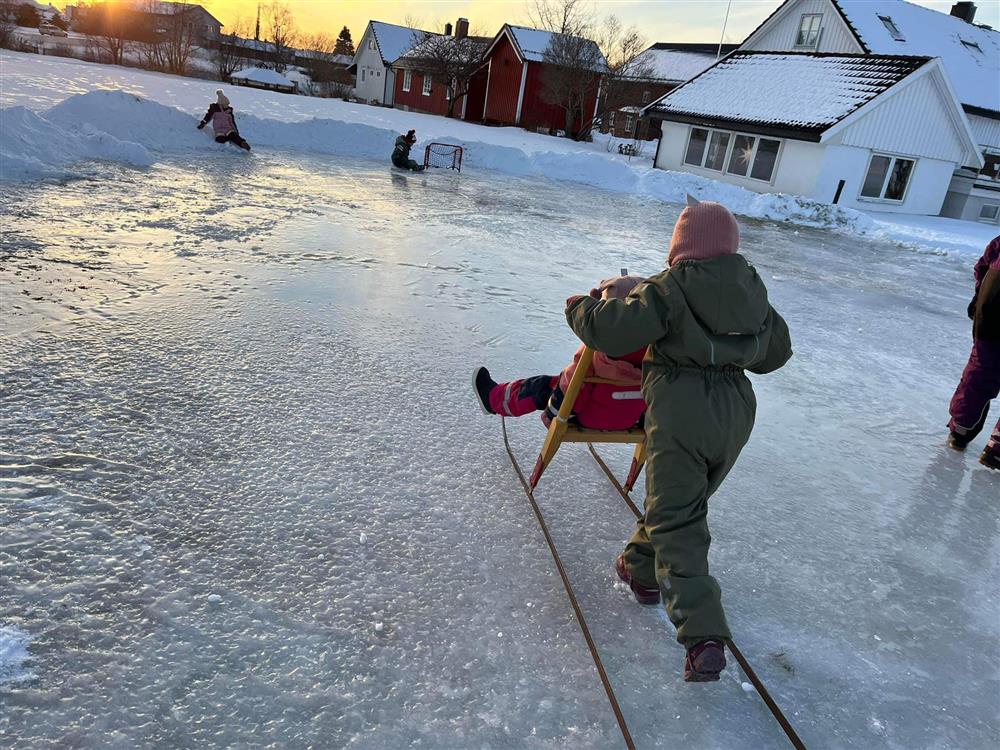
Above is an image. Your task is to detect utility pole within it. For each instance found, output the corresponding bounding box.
[717,0,733,59]
[254,3,260,42]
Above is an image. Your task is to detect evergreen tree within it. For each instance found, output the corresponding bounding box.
[333,25,354,56]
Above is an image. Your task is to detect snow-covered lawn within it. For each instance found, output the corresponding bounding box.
[1,140,997,749]
[1,50,994,256]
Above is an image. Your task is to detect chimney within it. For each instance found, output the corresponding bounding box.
[456,18,469,39]
[444,22,453,36]
[950,2,977,23]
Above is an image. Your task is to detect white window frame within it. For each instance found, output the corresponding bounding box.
[795,13,823,48]
[368,38,376,50]
[624,114,635,134]
[422,74,432,96]
[360,68,366,82]
[682,126,783,184]
[978,204,999,223]
[402,69,412,92]
[858,153,916,203]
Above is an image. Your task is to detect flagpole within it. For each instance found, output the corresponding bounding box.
[717,0,733,58]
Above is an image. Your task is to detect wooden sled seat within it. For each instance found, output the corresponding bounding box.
[561,426,645,443]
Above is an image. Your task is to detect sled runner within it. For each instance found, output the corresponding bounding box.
[528,346,647,491]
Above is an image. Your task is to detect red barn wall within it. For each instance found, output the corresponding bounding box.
[464,66,488,121]
[520,61,601,134]
[482,34,522,124]
[393,69,455,117]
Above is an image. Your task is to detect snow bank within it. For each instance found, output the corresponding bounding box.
[9,89,872,233]
[231,68,294,87]
[1,104,153,180]
[0,624,34,686]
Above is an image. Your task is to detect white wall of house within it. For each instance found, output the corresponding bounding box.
[968,113,1000,152]
[353,26,389,104]
[741,0,860,54]
[654,121,826,197]
[813,144,956,214]
[656,120,957,215]
[832,74,973,166]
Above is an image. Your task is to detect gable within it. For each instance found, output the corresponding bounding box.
[829,69,977,165]
[741,0,863,53]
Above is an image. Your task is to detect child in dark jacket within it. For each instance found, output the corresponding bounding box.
[565,198,792,682]
[392,130,424,171]
[473,275,647,431]
[948,235,1000,469]
[197,90,251,151]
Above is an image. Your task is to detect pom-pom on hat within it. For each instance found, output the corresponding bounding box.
[668,194,740,265]
[216,89,230,109]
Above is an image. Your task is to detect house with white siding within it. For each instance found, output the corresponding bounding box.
[643,52,982,215]
[738,0,1000,222]
[350,21,434,106]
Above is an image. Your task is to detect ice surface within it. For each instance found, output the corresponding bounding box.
[0,625,34,686]
[1,149,997,749]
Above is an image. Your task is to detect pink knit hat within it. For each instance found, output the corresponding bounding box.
[668,196,740,265]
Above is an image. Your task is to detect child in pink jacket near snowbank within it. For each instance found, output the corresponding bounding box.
[472,275,647,430]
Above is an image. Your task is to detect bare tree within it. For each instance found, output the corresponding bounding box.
[0,1,19,50]
[539,30,605,139]
[406,29,488,118]
[90,1,131,66]
[591,16,653,137]
[264,1,297,73]
[213,15,250,80]
[525,0,593,35]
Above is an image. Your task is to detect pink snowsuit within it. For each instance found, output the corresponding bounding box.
[211,109,237,137]
[488,275,648,430]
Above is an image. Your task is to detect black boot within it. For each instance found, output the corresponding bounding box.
[980,448,1000,470]
[948,431,970,451]
[472,367,497,415]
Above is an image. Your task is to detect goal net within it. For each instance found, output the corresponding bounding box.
[424,143,464,172]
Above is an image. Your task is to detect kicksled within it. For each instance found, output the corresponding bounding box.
[501,344,807,750]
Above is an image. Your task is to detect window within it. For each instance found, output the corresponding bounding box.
[402,69,412,92]
[624,114,635,134]
[796,14,822,47]
[422,74,432,96]
[861,154,915,201]
[704,131,730,171]
[981,153,1000,181]
[724,133,781,181]
[979,204,999,223]
[361,68,366,82]
[684,128,708,166]
[641,90,651,104]
[961,39,983,54]
[368,38,376,50]
[878,15,905,41]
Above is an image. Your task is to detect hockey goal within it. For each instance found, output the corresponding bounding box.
[424,142,464,172]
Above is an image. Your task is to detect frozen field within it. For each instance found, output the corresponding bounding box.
[1,146,997,749]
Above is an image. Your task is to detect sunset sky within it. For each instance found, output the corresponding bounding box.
[190,1,1000,49]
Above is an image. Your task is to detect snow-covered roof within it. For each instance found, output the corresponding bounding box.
[370,21,430,66]
[645,51,928,136]
[146,1,222,26]
[394,34,491,68]
[634,47,725,83]
[504,25,608,69]
[835,0,1000,114]
[231,68,294,87]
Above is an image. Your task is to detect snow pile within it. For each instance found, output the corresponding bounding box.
[231,68,294,88]
[3,89,875,233]
[0,624,34,686]
[1,104,153,180]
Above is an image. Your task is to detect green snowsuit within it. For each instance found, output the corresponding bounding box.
[392,135,421,171]
[566,254,792,645]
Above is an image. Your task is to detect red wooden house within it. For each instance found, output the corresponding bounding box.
[469,25,606,135]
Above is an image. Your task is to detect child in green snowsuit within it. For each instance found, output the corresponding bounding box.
[392,129,424,171]
[565,198,792,682]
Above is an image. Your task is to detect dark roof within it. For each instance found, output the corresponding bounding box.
[647,42,739,55]
[644,51,930,140]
